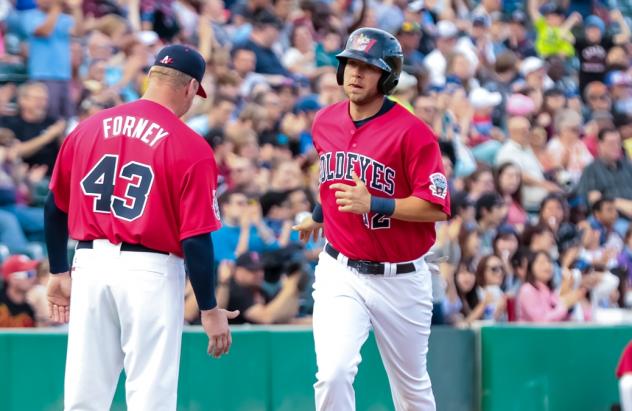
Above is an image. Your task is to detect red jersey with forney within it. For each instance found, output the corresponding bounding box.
[50,99,221,257]
[313,100,451,263]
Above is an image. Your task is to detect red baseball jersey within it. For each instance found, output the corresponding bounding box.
[313,100,451,263]
[50,99,221,257]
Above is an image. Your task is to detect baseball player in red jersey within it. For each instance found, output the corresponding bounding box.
[293,28,451,410]
[44,45,238,411]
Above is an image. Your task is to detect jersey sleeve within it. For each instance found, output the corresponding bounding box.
[49,132,76,212]
[178,158,222,240]
[405,123,451,216]
[311,108,324,153]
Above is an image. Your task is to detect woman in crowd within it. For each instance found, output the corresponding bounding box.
[494,162,528,231]
[517,250,586,322]
[474,255,508,321]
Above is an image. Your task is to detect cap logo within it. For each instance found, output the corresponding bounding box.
[350,33,377,52]
[160,55,173,64]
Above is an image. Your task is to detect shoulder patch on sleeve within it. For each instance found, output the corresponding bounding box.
[429,172,448,199]
[212,189,221,220]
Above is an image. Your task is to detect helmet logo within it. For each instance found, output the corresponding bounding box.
[349,33,377,52]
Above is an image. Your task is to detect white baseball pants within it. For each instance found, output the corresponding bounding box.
[621,374,632,411]
[312,249,436,411]
[64,240,186,411]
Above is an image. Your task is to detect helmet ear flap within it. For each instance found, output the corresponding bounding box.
[336,59,346,86]
[379,71,398,95]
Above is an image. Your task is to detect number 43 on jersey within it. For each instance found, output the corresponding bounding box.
[81,155,154,222]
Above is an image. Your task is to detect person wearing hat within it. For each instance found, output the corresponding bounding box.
[397,21,425,72]
[44,44,238,410]
[0,254,39,327]
[468,87,504,165]
[283,94,322,155]
[238,8,292,77]
[528,0,581,58]
[216,251,303,325]
[576,10,631,94]
[424,19,459,88]
[504,11,536,58]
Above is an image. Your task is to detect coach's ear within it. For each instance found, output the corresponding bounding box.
[187,78,199,98]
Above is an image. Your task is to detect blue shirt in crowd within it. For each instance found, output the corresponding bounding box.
[22,9,73,80]
[212,224,280,263]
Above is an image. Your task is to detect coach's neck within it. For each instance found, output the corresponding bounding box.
[141,83,191,118]
[349,96,384,122]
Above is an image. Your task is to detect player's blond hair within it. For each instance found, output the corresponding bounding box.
[148,66,195,90]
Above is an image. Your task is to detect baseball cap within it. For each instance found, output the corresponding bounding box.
[544,87,565,97]
[585,15,606,34]
[469,87,502,109]
[294,94,322,114]
[506,93,536,116]
[472,14,491,28]
[2,254,39,281]
[510,10,527,25]
[235,252,264,271]
[407,0,424,13]
[436,20,458,39]
[394,71,417,93]
[606,70,632,88]
[540,2,565,16]
[152,44,207,98]
[252,8,283,30]
[520,56,545,77]
[398,21,422,35]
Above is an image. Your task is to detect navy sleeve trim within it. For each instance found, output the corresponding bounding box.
[182,233,217,310]
[44,192,70,274]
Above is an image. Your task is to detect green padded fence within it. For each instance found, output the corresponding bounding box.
[0,326,475,411]
[481,325,632,411]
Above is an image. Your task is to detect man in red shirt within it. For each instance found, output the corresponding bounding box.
[44,44,238,410]
[294,28,450,410]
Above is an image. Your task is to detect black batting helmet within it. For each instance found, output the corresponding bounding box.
[336,27,404,95]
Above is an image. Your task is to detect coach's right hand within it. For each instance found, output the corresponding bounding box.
[292,214,323,243]
[47,272,72,324]
[201,307,240,358]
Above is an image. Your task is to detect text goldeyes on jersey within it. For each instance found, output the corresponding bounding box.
[319,151,396,196]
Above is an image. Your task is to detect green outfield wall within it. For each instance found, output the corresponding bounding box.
[481,325,632,411]
[0,326,474,411]
[0,325,630,411]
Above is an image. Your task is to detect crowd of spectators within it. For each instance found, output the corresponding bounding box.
[1,0,632,328]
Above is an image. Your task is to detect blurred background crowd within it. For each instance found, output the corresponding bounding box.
[0,0,632,328]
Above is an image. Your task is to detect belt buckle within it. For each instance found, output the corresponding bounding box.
[358,260,382,275]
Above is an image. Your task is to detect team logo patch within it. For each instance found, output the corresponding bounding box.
[160,55,173,64]
[212,190,221,220]
[349,33,377,52]
[429,173,448,199]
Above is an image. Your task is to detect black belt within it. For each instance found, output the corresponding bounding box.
[76,240,168,255]
[325,243,416,275]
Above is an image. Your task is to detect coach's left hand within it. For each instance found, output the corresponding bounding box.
[331,171,370,214]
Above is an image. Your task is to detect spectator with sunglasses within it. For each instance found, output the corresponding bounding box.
[474,255,508,321]
[0,254,39,327]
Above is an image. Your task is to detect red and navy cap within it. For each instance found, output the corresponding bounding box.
[153,44,207,98]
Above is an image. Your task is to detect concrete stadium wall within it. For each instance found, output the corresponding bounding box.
[0,326,475,411]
